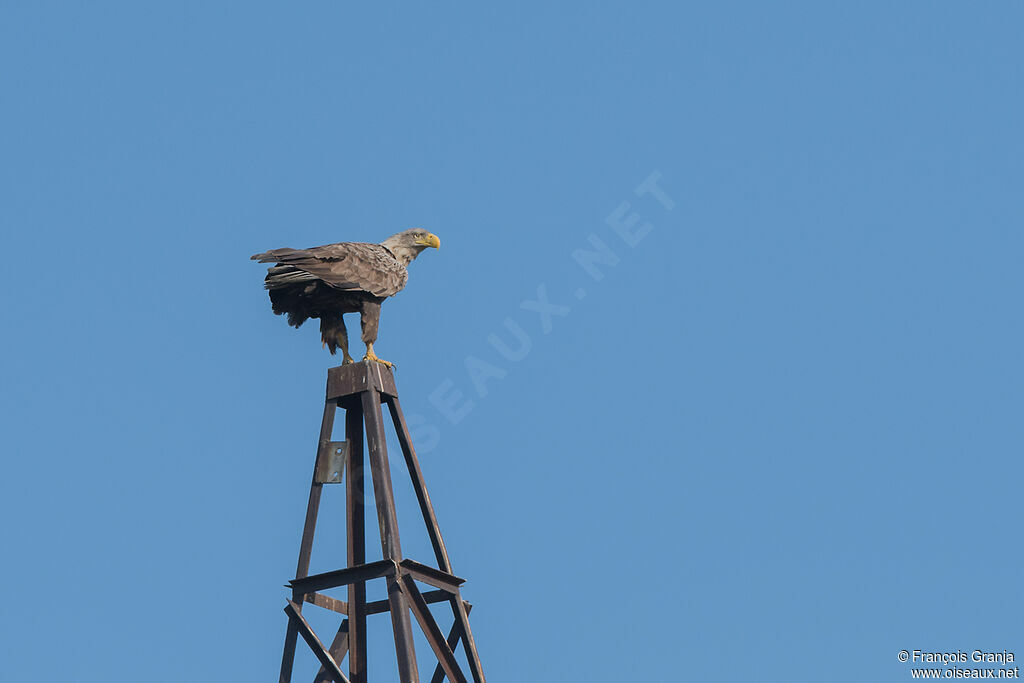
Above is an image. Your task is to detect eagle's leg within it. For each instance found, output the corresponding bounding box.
[359,300,393,368]
[336,331,355,365]
[320,314,355,364]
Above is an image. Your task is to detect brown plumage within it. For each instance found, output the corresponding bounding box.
[251,228,440,366]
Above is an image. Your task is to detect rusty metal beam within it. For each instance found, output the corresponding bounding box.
[305,592,348,615]
[296,400,338,579]
[284,600,350,683]
[399,559,465,594]
[399,575,467,683]
[314,620,350,683]
[289,559,396,596]
[365,589,466,616]
[280,620,299,683]
[430,603,473,683]
[362,388,419,682]
[345,403,367,683]
[386,396,453,573]
[284,396,338,683]
[450,593,485,683]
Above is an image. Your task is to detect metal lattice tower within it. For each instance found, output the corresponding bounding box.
[278,362,485,683]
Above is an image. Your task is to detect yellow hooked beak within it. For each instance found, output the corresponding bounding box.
[415,232,441,249]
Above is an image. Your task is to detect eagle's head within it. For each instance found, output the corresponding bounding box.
[381,228,441,266]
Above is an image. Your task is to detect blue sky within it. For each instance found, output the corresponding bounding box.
[2,2,1023,681]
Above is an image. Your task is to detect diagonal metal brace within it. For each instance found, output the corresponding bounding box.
[284,600,351,683]
[397,575,468,683]
[314,620,350,683]
[429,602,473,683]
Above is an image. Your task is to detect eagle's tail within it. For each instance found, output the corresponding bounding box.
[319,314,347,356]
[263,265,318,290]
[251,248,313,263]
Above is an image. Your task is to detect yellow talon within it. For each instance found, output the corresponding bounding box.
[363,344,393,368]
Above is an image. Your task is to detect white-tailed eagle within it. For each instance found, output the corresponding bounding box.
[252,229,441,366]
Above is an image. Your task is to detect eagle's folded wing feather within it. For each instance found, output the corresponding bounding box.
[252,242,407,298]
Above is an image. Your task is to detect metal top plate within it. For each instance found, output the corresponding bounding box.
[326,361,398,400]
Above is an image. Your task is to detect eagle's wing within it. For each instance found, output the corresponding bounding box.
[251,242,408,298]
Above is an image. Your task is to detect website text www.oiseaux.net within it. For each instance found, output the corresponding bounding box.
[900,650,1018,679]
